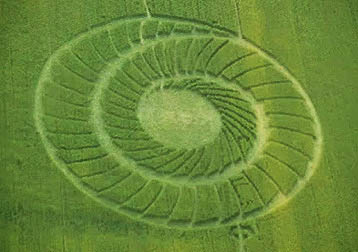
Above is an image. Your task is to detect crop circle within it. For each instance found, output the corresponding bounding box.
[34,16,322,229]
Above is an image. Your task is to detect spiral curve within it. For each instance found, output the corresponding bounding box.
[34,16,322,229]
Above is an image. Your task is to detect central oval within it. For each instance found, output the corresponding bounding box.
[137,88,222,149]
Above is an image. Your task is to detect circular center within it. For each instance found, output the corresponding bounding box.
[137,89,222,149]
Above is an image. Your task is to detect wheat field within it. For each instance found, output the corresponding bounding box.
[1,0,357,251]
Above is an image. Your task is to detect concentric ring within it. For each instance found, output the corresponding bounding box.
[34,16,322,229]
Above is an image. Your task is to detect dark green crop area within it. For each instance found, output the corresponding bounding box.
[1,0,357,252]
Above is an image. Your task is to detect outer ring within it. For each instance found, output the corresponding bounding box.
[34,16,323,229]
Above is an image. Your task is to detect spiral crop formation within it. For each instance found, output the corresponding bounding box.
[34,16,322,229]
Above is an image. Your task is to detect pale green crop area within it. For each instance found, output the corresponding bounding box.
[1,0,357,252]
